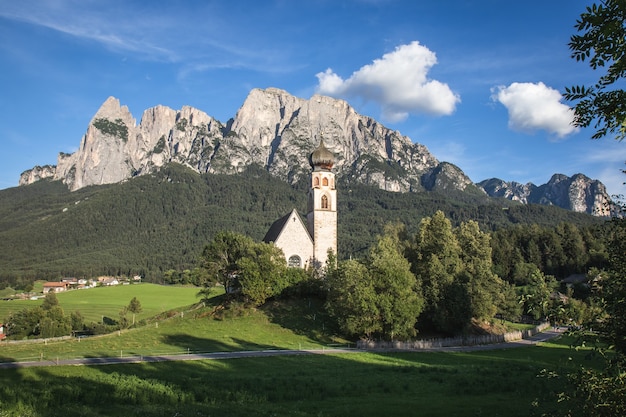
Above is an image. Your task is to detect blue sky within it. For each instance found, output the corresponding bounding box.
[1,0,625,197]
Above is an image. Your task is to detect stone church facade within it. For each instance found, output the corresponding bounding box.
[263,140,337,269]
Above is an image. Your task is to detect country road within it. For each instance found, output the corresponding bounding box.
[0,328,564,369]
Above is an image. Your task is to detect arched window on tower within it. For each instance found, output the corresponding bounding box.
[321,194,329,209]
[288,255,301,268]
[313,177,320,187]
[322,177,329,186]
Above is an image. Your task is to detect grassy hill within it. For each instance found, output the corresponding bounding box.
[0,163,603,283]
[0,295,596,417]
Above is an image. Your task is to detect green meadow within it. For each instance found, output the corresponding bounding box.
[0,287,597,417]
[0,283,201,323]
[0,335,593,417]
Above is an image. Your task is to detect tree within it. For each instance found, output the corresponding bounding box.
[128,297,143,325]
[236,242,287,305]
[325,259,381,338]
[200,231,290,306]
[41,291,59,310]
[455,220,505,322]
[368,234,424,340]
[325,230,423,340]
[201,231,256,294]
[409,211,462,330]
[564,0,626,142]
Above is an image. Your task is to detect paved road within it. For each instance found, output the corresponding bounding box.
[0,328,564,369]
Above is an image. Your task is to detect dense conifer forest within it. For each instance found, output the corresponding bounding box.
[0,163,605,287]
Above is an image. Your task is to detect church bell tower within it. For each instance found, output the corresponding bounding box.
[307,139,337,267]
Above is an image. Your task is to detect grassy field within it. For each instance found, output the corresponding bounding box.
[0,298,348,363]
[0,283,201,323]
[0,335,595,417]
[0,290,596,416]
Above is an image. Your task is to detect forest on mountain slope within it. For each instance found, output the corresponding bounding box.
[0,163,605,288]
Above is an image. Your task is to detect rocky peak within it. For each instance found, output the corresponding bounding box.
[18,88,614,216]
[478,173,615,216]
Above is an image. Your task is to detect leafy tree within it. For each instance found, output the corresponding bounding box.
[237,242,287,305]
[128,297,143,325]
[519,268,556,321]
[409,211,462,329]
[39,305,71,338]
[5,307,45,339]
[118,306,130,329]
[201,231,291,306]
[202,231,256,294]
[325,230,423,340]
[455,220,505,321]
[41,291,59,310]
[564,0,626,141]
[596,218,626,353]
[325,259,381,338]
[70,310,84,333]
[368,234,423,340]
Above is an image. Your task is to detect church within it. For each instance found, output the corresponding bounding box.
[263,139,337,269]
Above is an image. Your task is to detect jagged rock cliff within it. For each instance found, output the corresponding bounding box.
[19,88,613,216]
[478,174,614,216]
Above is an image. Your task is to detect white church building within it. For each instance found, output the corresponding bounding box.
[263,139,337,269]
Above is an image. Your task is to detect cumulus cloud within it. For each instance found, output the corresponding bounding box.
[491,82,577,138]
[316,41,460,122]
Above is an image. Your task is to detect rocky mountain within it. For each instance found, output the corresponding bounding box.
[19,88,613,216]
[478,174,614,216]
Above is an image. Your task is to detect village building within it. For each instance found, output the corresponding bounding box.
[42,282,69,293]
[263,139,338,269]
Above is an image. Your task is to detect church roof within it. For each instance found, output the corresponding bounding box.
[309,139,335,170]
[262,209,310,243]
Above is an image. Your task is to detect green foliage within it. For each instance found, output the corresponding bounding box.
[491,222,607,282]
[92,118,129,142]
[41,291,59,310]
[408,211,509,334]
[5,300,71,339]
[152,135,166,153]
[200,231,290,306]
[325,231,423,340]
[565,0,626,141]
[595,218,626,353]
[0,162,605,287]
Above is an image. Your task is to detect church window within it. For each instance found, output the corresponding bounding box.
[322,177,329,186]
[321,194,329,209]
[288,255,301,268]
[313,177,320,187]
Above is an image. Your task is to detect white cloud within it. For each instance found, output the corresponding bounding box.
[316,41,460,122]
[491,82,577,138]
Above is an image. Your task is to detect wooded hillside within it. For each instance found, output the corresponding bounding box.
[0,163,604,286]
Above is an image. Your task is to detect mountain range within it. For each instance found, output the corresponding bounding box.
[19,87,614,216]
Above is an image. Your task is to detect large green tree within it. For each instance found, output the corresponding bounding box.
[200,231,290,306]
[454,220,506,322]
[409,211,462,330]
[325,231,423,340]
[325,259,381,338]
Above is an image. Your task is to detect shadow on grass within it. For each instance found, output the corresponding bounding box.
[0,343,581,417]
[261,297,346,345]
[161,333,278,352]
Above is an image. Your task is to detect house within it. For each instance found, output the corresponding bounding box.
[97,276,119,286]
[43,282,69,293]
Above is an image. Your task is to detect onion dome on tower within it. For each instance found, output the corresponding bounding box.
[309,139,335,171]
